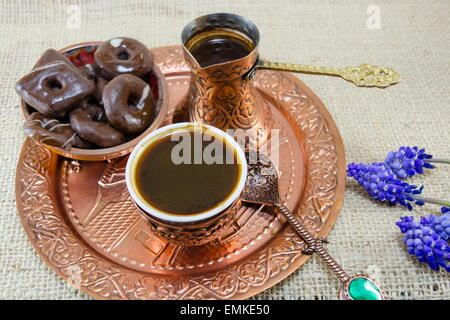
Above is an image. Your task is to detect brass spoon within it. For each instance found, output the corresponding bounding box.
[241,150,386,300]
[248,60,400,88]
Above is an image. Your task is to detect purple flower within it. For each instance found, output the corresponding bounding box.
[347,162,424,210]
[384,146,434,178]
[420,209,450,241]
[396,215,450,272]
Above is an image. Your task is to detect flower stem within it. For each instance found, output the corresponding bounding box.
[425,158,450,165]
[411,195,450,207]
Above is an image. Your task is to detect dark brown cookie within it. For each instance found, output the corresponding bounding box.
[94,76,109,103]
[102,74,155,134]
[94,37,154,80]
[16,61,95,118]
[70,105,126,148]
[23,112,93,149]
[34,49,74,69]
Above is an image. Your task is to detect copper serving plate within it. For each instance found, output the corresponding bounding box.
[15,45,345,300]
[20,42,169,161]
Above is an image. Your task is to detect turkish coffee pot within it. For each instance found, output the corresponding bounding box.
[181,13,399,146]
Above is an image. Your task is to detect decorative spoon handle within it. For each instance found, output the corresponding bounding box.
[256,59,400,88]
[274,202,385,300]
[274,202,350,282]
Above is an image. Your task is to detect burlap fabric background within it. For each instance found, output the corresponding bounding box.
[0,0,448,300]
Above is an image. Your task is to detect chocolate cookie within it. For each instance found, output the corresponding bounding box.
[102,74,155,134]
[70,105,126,148]
[94,37,154,80]
[16,61,95,118]
[24,112,92,149]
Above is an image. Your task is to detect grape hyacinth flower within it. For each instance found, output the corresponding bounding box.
[420,208,450,241]
[348,162,450,210]
[384,146,434,178]
[384,146,450,179]
[397,212,450,272]
[347,162,424,210]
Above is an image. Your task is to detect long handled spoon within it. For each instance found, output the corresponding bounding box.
[241,150,386,300]
[247,60,400,88]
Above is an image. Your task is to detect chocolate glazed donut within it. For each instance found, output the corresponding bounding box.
[70,105,126,148]
[94,37,154,80]
[24,112,93,149]
[102,74,156,135]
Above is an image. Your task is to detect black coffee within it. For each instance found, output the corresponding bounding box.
[190,36,251,68]
[134,131,241,215]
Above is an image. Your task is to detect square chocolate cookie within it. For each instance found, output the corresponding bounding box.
[16,61,94,118]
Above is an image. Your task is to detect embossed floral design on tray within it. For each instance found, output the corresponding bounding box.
[15,46,345,300]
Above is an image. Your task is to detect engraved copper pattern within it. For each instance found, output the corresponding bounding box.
[242,151,281,206]
[183,47,274,146]
[15,46,345,299]
[135,198,241,247]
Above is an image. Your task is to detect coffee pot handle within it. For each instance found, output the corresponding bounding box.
[250,58,400,88]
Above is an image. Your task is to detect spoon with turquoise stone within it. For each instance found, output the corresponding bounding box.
[241,151,385,300]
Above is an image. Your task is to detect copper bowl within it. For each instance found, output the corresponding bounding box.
[20,41,169,161]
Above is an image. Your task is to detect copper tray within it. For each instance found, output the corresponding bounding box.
[15,45,345,300]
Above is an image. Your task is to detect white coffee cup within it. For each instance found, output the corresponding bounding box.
[126,122,247,224]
